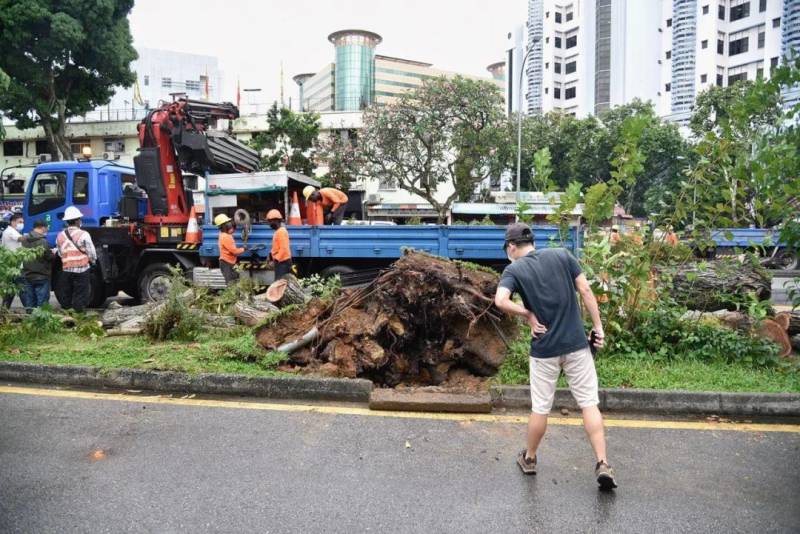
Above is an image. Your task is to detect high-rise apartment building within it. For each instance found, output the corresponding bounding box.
[523,0,797,121]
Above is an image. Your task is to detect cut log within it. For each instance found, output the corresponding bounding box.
[105,328,143,336]
[670,259,771,311]
[233,300,279,327]
[276,326,319,354]
[101,303,154,328]
[266,275,308,307]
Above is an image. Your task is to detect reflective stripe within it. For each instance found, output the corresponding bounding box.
[57,230,90,270]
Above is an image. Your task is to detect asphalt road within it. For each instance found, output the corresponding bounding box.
[1,386,798,533]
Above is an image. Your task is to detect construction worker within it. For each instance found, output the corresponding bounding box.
[215,213,246,285]
[56,206,97,312]
[665,225,679,247]
[267,209,293,279]
[609,225,621,245]
[303,186,348,225]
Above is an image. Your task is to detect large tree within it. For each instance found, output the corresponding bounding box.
[357,76,506,222]
[249,103,320,176]
[0,68,8,140]
[0,0,138,160]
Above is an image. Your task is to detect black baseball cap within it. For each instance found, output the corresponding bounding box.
[503,223,533,249]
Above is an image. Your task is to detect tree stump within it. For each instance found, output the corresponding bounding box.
[265,275,308,308]
[100,303,154,328]
[233,300,279,326]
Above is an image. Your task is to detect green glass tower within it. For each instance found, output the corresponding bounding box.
[328,30,382,111]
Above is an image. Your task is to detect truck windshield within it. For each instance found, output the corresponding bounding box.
[29,172,66,215]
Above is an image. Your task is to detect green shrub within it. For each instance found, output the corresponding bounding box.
[22,306,64,335]
[299,274,341,300]
[143,271,204,341]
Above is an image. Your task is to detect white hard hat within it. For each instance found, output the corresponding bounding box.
[302,185,316,200]
[63,206,83,221]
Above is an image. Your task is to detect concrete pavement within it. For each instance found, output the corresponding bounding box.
[1,385,799,533]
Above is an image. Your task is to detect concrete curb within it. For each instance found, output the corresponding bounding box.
[490,385,800,417]
[0,361,373,403]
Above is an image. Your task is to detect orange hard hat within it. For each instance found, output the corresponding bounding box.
[266,209,283,221]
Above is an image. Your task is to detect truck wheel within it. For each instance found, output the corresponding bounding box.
[775,250,799,271]
[320,265,354,278]
[139,263,174,303]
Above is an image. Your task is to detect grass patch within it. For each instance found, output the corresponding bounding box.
[497,332,800,393]
[0,326,290,377]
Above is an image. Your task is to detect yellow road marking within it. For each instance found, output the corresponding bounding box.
[1,385,798,434]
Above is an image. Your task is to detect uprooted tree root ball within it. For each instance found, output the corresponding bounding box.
[255,251,518,386]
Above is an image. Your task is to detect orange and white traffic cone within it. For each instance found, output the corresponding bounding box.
[288,191,302,226]
[182,206,201,245]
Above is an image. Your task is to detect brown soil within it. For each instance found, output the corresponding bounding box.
[256,251,518,386]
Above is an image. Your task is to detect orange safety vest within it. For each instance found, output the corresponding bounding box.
[271,226,292,262]
[56,228,90,270]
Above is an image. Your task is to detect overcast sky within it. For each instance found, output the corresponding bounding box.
[128,0,527,106]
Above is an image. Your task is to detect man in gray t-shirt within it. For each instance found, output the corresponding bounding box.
[495,223,617,490]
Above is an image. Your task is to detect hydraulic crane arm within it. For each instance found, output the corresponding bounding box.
[133,99,259,223]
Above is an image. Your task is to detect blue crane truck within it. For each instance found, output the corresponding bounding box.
[19,158,581,306]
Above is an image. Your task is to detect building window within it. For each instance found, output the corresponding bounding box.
[565,86,576,99]
[773,17,780,27]
[717,73,724,86]
[69,140,91,156]
[717,39,725,54]
[729,2,750,21]
[666,50,672,59]
[555,12,562,23]
[143,75,149,86]
[771,56,779,67]
[666,18,672,27]
[566,12,573,22]
[759,0,767,12]
[103,138,125,153]
[718,4,726,20]
[545,87,549,94]
[186,80,200,91]
[554,62,561,73]
[728,37,749,56]
[546,11,549,18]
[665,83,671,92]
[546,62,550,69]
[161,77,172,88]
[2,141,23,157]
[703,4,709,14]
[35,140,49,155]
[555,36,562,48]
[757,67,764,78]
[728,72,747,85]
[566,35,577,48]
[702,40,708,49]
[554,87,561,99]
[565,61,576,74]
[546,36,550,44]
[72,172,89,205]
[758,31,765,48]
[701,74,708,83]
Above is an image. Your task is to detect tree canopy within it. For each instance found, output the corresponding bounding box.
[249,103,320,176]
[356,75,506,223]
[0,0,137,159]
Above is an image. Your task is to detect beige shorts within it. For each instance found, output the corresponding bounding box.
[529,347,599,414]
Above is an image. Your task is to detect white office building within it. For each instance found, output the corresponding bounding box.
[523,0,798,121]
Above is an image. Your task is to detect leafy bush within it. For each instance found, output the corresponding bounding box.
[22,306,63,335]
[299,274,341,301]
[0,246,41,298]
[143,271,205,341]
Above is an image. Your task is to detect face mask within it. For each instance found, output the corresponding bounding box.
[269,222,280,230]
[15,223,23,232]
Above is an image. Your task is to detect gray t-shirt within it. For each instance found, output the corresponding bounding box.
[499,248,588,358]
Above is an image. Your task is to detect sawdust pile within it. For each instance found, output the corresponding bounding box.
[255,251,518,386]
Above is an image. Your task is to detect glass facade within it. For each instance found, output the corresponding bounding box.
[329,31,382,111]
[670,0,698,114]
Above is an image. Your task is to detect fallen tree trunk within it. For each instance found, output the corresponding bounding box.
[670,259,771,311]
[233,300,279,327]
[105,328,143,336]
[101,303,154,328]
[782,311,800,336]
[265,275,308,307]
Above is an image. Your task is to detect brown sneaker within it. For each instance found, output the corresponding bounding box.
[595,461,617,490]
[517,450,537,475]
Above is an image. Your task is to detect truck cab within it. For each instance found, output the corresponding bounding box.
[22,160,135,245]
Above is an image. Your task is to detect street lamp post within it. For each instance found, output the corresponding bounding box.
[516,37,540,205]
